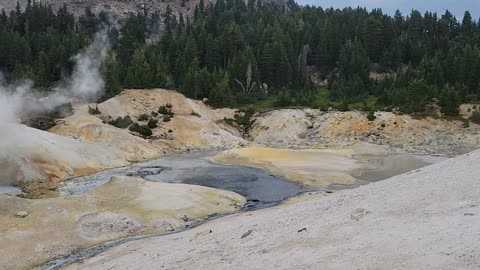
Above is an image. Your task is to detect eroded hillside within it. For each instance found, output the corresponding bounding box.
[250,109,480,155]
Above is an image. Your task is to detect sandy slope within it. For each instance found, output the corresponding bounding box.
[67,150,480,270]
[6,88,246,186]
[0,176,245,270]
[210,145,388,186]
[0,124,131,185]
[52,89,246,156]
[50,105,163,162]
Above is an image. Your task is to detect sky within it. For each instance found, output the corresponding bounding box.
[295,0,480,20]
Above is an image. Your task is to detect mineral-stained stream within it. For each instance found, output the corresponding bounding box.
[0,185,21,194]
[28,151,446,270]
[57,151,307,208]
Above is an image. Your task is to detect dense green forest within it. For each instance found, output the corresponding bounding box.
[2,0,480,116]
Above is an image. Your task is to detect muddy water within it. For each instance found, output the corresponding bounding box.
[39,151,446,270]
[326,154,448,190]
[58,151,306,208]
[0,185,21,194]
[359,154,447,182]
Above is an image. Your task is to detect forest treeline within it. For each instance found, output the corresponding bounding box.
[1,0,480,115]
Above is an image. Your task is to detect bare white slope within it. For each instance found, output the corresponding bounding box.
[0,124,131,184]
[67,150,480,270]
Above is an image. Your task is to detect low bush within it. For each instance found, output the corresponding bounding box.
[367,110,376,121]
[108,116,133,128]
[339,100,349,112]
[129,123,153,137]
[470,110,480,124]
[88,105,101,115]
[191,111,201,117]
[138,114,149,121]
[147,118,158,129]
[159,105,174,116]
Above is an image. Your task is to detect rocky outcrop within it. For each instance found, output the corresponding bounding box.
[0,0,288,19]
[0,176,246,270]
[250,109,480,154]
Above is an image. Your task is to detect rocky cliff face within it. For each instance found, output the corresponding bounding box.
[0,0,288,19]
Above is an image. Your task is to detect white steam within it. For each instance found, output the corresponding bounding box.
[0,27,111,124]
[0,26,112,185]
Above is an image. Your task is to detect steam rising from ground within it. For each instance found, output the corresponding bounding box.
[0,26,111,185]
[0,27,110,124]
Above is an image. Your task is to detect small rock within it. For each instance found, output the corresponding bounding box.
[191,230,213,241]
[16,211,28,218]
[176,213,190,222]
[351,208,369,221]
[241,229,253,239]
[153,219,174,231]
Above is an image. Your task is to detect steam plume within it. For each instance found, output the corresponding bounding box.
[0,26,112,185]
[0,26,111,124]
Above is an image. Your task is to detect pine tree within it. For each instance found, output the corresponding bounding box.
[209,72,232,107]
[102,54,122,100]
[461,11,473,37]
[124,49,153,88]
[440,84,461,116]
[366,17,384,62]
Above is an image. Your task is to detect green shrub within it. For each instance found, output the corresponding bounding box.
[129,123,139,131]
[151,111,158,117]
[381,123,386,128]
[224,109,256,129]
[88,105,101,115]
[129,123,153,137]
[147,118,158,129]
[319,104,329,112]
[166,103,173,109]
[163,115,172,122]
[108,116,133,128]
[224,117,235,126]
[159,105,174,116]
[138,114,149,121]
[339,100,349,112]
[191,111,201,117]
[367,110,376,121]
[158,106,168,115]
[470,110,480,124]
[362,100,369,112]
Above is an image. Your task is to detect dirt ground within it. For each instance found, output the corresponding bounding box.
[0,176,245,270]
[67,150,480,270]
